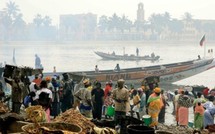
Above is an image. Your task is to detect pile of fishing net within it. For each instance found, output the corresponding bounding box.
[156,124,209,134]
[0,102,9,114]
[53,108,95,134]
[25,105,47,122]
[22,122,82,134]
[92,126,117,134]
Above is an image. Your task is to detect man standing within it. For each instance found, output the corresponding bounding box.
[5,76,25,114]
[61,73,74,112]
[74,78,92,118]
[136,48,139,56]
[112,79,129,133]
[35,54,42,69]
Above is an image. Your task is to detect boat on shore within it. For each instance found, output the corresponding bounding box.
[63,58,215,84]
[94,51,160,61]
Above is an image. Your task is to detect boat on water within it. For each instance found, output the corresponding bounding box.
[1,58,215,85]
[62,57,215,84]
[94,51,160,61]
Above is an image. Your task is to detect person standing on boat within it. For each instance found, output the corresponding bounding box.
[136,48,139,56]
[35,54,42,69]
[95,65,99,73]
[112,79,129,133]
[114,63,120,72]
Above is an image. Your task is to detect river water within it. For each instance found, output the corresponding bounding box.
[0,41,215,89]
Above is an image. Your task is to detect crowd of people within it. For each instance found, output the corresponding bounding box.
[1,71,215,133]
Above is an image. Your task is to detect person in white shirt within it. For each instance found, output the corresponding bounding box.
[35,80,52,122]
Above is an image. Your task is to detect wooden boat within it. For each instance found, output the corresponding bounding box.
[2,58,215,85]
[64,58,215,84]
[94,51,160,61]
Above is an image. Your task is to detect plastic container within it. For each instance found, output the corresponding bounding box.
[127,124,155,134]
[106,105,115,116]
[142,115,152,126]
[188,122,194,128]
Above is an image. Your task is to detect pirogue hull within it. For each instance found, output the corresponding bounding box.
[94,51,160,61]
[62,58,215,84]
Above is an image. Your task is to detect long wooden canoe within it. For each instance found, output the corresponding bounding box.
[64,58,215,84]
[94,51,160,61]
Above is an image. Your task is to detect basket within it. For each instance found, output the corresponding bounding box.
[22,122,82,134]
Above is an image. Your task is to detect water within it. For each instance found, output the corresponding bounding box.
[1,41,215,88]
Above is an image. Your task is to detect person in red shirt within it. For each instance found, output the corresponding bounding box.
[104,81,113,99]
[32,74,42,86]
[203,87,210,97]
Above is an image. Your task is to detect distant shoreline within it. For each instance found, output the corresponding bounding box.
[1,40,215,45]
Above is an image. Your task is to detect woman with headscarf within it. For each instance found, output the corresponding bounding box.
[178,90,193,127]
[147,87,163,128]
[194,102,205,130]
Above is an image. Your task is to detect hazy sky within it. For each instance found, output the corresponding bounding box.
[1,0,215,25]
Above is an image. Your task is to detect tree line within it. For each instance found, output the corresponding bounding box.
[1,1,215,41]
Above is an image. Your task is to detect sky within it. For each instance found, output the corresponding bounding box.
[0,0,215,25]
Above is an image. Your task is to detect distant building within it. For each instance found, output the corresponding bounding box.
[137,3,145,23]
[59,13,97,41]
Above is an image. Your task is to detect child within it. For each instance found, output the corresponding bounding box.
[23,92,36,108]
[104,91,114,118]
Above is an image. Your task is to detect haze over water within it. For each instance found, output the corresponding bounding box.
[1,41,215,89]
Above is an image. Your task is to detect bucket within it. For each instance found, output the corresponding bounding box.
[127,124,154,134]
[142,115,152,126]
[106,105,115,116]
[188,122,193,128]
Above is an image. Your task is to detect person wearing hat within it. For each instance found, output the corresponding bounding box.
[112,79,129,132]
[74,78,93,118]
[146,87,162,128]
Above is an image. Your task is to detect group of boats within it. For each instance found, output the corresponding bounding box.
[1,48,215,86]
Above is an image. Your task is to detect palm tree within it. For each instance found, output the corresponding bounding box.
[4,1,20,19]
[183,12,193,21]
[13,13,26,39]
[98,15,109,33]
[119,15,132,33]
[33,14,43,27]
[43,15,52,27]
[108,13,121,31]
